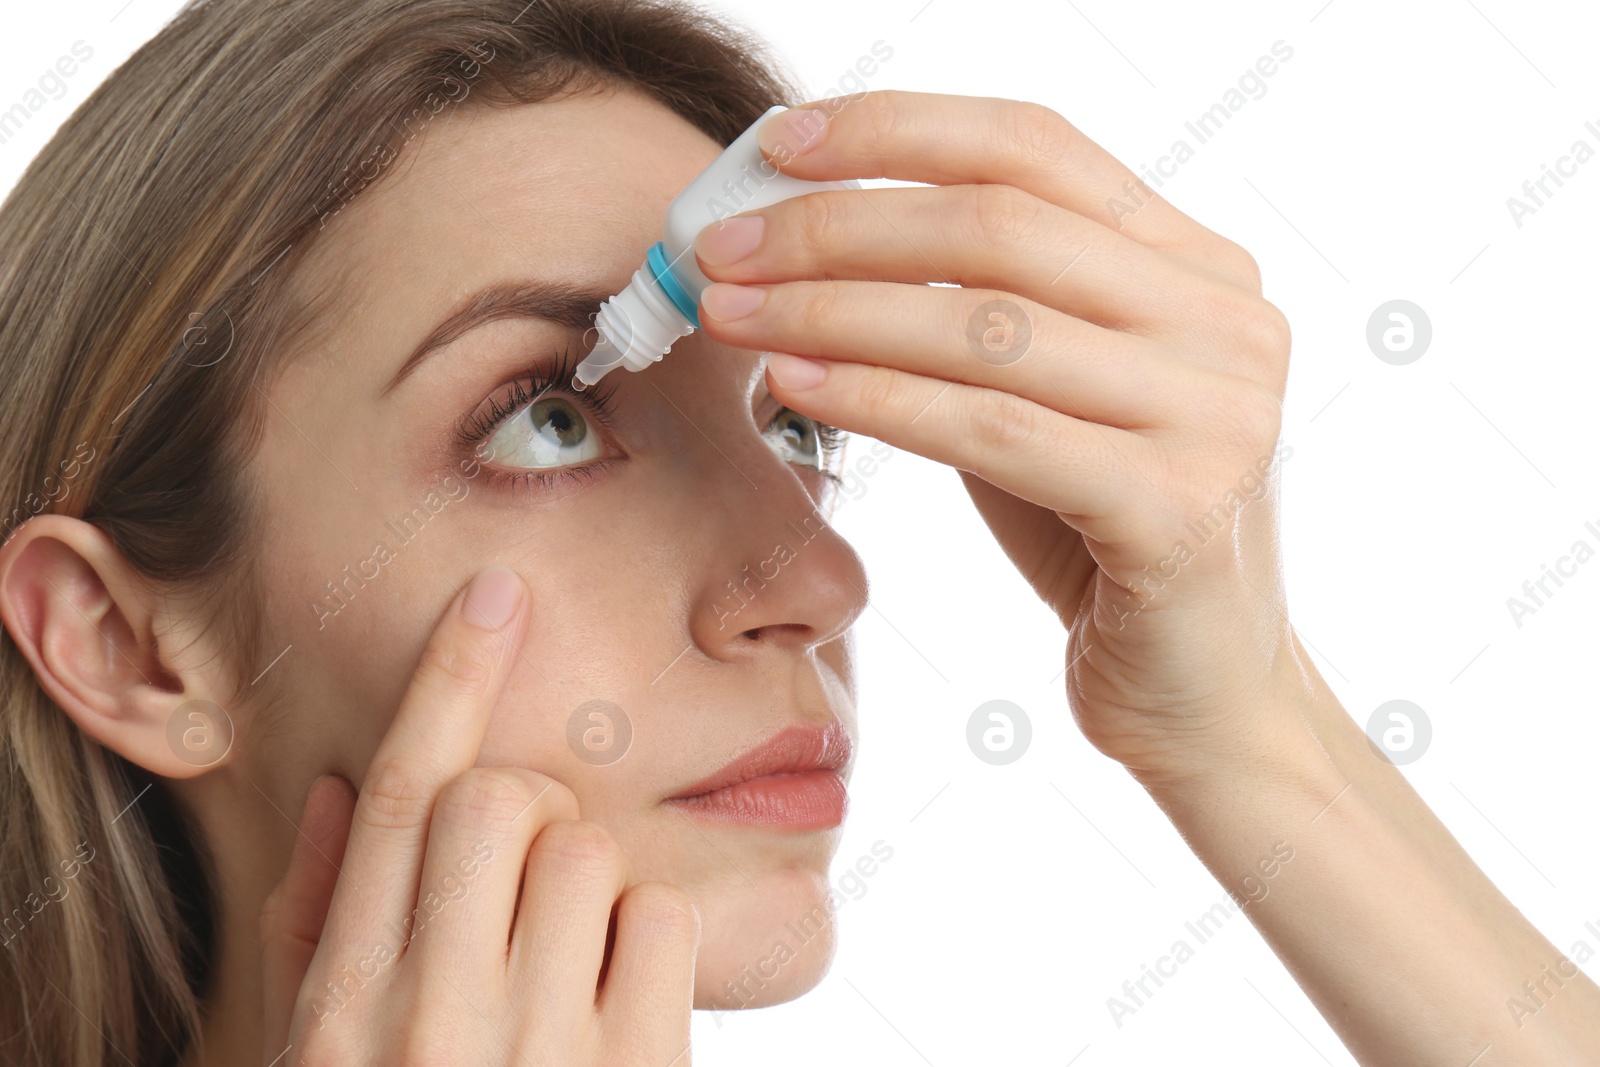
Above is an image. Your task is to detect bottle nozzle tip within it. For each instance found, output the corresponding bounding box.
[574,332,624,390]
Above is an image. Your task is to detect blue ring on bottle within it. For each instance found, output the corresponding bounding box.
[647,241,701,330]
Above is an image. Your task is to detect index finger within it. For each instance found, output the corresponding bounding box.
[755,90,1246,280]
[317,565,530,953]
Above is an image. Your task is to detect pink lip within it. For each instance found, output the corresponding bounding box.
[664,720,851,831]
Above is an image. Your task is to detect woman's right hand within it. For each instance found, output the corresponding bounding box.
[256,566,700,1065]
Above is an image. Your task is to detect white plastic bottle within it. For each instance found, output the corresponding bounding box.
[572,104,859,390]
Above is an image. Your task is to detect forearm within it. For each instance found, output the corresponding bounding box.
[1133,631,1600,1065]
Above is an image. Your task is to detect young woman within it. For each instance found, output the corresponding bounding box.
[0,1,1594,1064]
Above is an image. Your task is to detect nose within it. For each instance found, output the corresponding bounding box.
[688,464,869,662]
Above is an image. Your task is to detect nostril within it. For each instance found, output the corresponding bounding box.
[738,623,811,644]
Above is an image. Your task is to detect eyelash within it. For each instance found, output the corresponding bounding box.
[456,344,850,491]
[784,415,849,488]
[454,346,618,492]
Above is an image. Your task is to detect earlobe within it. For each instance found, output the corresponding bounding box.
[0,515,236,778]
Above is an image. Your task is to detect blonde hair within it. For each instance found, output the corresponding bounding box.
[0,1,797,1062]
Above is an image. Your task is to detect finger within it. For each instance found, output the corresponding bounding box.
[760,352,1144,524]
[507,820,630,1026]
[596,882,698,1064]
[319,566,529,959]
[699,278,1210,428]
[259,774,357,1048]
[754,90,1259,289]
[696,184,1206,335]
[405,768,578,983]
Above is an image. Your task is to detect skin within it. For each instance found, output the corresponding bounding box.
[3,80,1599,1064]
[0,84,868,1063]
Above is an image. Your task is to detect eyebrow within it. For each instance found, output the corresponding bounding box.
[382,279,611,394]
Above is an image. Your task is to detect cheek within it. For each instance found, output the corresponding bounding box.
[254,528,448,777]
[255,487,696,813]
[472,556,668,812]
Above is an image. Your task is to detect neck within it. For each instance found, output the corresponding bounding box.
[173,771,294,1066]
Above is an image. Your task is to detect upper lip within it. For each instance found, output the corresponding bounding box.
[665,719,851,800]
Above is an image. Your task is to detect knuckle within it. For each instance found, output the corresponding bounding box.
[497,768,579,823]
[414,629,495,693]
[1222,242,1264,292]
[791,190,843,266]
[858,89,911,159]
[358,757,437,832]
[1193,282,1287,356]
[1004,100,1075,169]
[530,818,623,881]
[527,774,581,822]
[969,183,1043,249]
[1237,251,1264,292]
[854,363,908,419]
[620,881,700,941]
[1248,298,1293,359]
[1200,236,1263,292]
[434,767,539,831]
[793,280,846,337]
[966,388,1039,454]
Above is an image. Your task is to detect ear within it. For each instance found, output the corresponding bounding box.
[0,515,238,778]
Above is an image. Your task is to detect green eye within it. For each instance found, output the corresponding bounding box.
[483,396,603,469]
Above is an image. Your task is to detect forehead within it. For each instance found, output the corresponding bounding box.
[284,85,724,370]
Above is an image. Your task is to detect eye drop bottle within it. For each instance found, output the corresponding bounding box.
[572,104,858,390]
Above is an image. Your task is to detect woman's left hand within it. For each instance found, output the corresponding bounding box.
[693,89,1297,783]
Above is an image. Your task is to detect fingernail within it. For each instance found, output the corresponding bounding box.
[700,283,766,322]
[461,566,522,630]
[696,215,765,267]
[766,353,828,390]
[758,107,830,158]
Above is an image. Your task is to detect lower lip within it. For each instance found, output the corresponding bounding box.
[666,770,847,830]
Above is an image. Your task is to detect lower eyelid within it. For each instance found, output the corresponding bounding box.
[477,457,619,496]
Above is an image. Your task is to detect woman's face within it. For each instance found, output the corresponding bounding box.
[240,85,868,1007]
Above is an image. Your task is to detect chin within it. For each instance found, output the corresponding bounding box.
[690,861,841,1011]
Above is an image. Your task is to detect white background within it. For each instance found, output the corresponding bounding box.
[5,1,1599,1064]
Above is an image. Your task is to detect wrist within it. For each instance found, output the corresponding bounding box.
[1130,703,1341,809]
[1122,650,1346,816]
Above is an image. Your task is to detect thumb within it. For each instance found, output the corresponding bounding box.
[259,774,357,1055]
